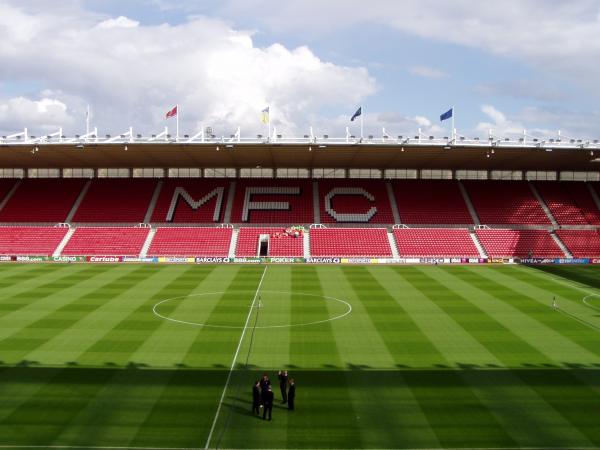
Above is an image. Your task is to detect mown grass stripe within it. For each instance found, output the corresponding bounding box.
[449,265,600,359]
[400,266,598,447]
[343,266,517,449]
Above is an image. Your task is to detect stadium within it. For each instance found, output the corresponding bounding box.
[0,130,598,449]
[1,1,600,449]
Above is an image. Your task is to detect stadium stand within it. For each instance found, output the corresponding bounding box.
[0,226,68,255]
[535,181,600,225]
[463,181,551,225]
[147,227,232,257]
[62,227,149,256]
[393,180,473,224]
[475,229,564,258]
[151,179,229,223]
[230,179,313,224]
[310,228,392,257]
[556,230,600,257]
[0,179,86,223]
[236,227,304,257]
[73,179,157,223]
[319,180,394,224]
[393,228,479,257]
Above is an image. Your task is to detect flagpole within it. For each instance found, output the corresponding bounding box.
[451,105,455,143]
[360,107,364,140]
[86,105,90,136]
[268,106,272,141]
[176,104,179,141]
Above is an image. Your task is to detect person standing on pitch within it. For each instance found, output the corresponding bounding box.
[263,385,274,421]
[278,370,288,404]
[252,380,261,415]
[287,378,296,411]
[553,296,558,309]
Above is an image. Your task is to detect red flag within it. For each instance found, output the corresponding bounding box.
[166,105,177,118]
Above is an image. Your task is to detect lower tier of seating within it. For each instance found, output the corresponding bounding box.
[0,226,67,255]
[62,227,149,256]
[148,227,232,257]
[310,228,392,257]
[556,230,600,258]
[236,228,304,257]
[394,228,479,257]
[475,229,564,258]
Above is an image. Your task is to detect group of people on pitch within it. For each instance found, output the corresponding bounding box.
[252,370,296,420]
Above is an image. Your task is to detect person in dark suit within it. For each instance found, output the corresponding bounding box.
[262,385,274,420]
[278,370,288,403]
[252,380,261,415]
[287,378,296,410]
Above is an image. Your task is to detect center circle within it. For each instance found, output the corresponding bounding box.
[582,293,600,311]
[152,290,352,329]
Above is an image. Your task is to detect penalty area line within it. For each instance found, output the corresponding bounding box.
[203,264,268,450]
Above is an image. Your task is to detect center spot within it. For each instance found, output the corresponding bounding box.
[153,290,352,329]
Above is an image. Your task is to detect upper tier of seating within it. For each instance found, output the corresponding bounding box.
[151,180,229,223]
[230,180,313,224]
[556,230,600,258]
[236,227,304,257]
[0,180,17,206]
[0,226,67,255]
[393,228,479,257]
[319,180,394,224]
[147,227,232,257]
[0,179,85,223]
[464,181,551,225]
[62,227,149,256]
[393,180,473,224]
[535,182,600,225]
[310,228,392,257]
[73,179,157,223]
[475,229,564,258]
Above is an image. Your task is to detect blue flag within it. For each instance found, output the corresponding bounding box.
[351,107,362,121]
[440,108,453,121]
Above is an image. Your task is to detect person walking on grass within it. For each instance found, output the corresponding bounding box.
[278,370,288,404]
[553,296,558,309]
[287,378,296,411]
[252,380,261,415]
[263,385,274,421]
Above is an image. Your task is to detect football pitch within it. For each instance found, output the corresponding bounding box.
[0,263,599,450]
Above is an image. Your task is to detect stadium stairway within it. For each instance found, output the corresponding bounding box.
[587,183,600,211]
[53,226,76,257]
[312,180,320,224]
[458,181,481,225]
[223,181,236,223]
[385,182,402,224]
[528,181,559,227]
[387,230,400,259]
[139,227,157,258]
[65,180,91,223]
[470,230,488,258]
[0,180,21,212]
[144,181,163,223]
[303,230,311,259]
[228,228,239,259]
[550,232,573,258]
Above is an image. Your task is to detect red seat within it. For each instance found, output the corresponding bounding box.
[394,228,479,257]
[236,228,304,257]
[556,230,600,257]
[535,182,600,225]
[62,227,149,256]
[310,228,392,257]
[0,226,67,255]
[319,180,394,224]
[476,229,563,258]
[148,227,232,257]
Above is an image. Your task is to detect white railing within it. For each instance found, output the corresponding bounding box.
[2,127,600,151]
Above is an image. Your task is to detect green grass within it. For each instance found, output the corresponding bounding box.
[0,263,599,449]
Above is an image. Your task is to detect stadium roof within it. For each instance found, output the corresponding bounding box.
[1,135,599,170]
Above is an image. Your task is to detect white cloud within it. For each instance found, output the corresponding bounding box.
[409,65,447,79]
[0,3,376,136]
[0,97,74,133]
[97,16,140,29]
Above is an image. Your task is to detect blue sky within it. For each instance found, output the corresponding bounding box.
[1,0,600,139]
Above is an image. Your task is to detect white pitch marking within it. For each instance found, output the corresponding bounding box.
[152,290,352,329]
[203,265,268,450]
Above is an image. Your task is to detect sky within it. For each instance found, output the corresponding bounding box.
[2,0,600,140]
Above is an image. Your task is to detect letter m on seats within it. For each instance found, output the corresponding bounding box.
[166,187,225,222]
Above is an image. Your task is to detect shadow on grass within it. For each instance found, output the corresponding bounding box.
[526,264,600,290]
